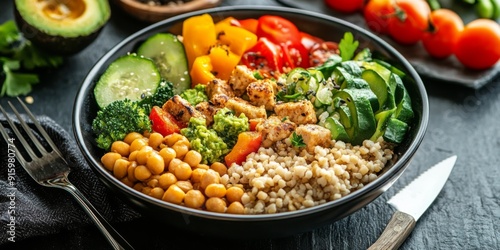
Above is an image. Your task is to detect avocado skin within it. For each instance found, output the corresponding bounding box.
[14,8,103,55]
[13,4,107,56]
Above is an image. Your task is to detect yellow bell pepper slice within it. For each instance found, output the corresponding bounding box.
[190,55,215,87]
[215,17,257,56]
[209,45,241,81]
[182,14,217,69]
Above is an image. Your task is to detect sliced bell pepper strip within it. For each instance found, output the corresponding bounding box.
[209,45,241,81]
[190,55,215,86]
[215,24,257,56]
[182,14,217,69]
[224,131,262,167]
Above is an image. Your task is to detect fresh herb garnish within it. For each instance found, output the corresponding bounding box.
[339,32,359,62]
[0,20,63,97]
[291,132,306,148]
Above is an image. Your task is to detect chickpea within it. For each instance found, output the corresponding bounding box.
[168,158,183,173]
[164,133,184,147]
[101,152,121,171]
[200,169,220,190]
[205,197,226,213]
[175,181,193,193]
[142,186,152,195]
[134,165,152,181]
[128,151,138,162]
[133,182,145,192]
[148,132,164,149]
[129,137,148,152]
[196,164,210,170]
[226,186,244,203]
[162,184,185,204]
[113,158,129,179]
[184,150,202,167]
[149,187,165,200]
[191,168,207,183]
[204,183,227,198]
[136,146,153,165]
[124,132,144,144]
[172,141,189,159]
[146,152,165,175]
[127,161,138,182]
[210,162,227,176]
[159,147,176,167]
[111,141,130,157]
[147,178,159,188]
[227,202,245,214]
[120,177,134,187]
[158,173,177,189]
[174,162,192,181]
[184,190,205,209]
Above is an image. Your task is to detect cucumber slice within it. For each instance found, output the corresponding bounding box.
[94,55,161,108]
[137,33,191,95]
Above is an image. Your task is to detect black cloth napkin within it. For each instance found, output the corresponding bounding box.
[0,114,141,248]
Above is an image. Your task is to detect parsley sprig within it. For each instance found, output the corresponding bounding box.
[339,32,359,62]
[291,132,306,148]
[0,20,63,97]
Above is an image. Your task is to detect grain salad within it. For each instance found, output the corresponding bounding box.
[223,137,394,214]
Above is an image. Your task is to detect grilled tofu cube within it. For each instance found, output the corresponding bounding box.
[256,116,297,148]
[274,100,317,125]
[295,124,332,153]
[228,65,257,96]
[247,80,276,111]
[225,97,267,119]
[195,101,219,126]
[206,78,234,100]
[163,95,202,124]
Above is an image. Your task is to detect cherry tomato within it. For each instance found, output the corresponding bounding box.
[325,0,364,13]
[454,19,500,70]
[309,41,339,67]
[256,15,301,45]
[254,15,310,69]
[363,0,395,34]
[300,31,324,51]
[241,37,284,75]
[149,106,185,136]
[422,9,464,59]
[238,18,258,34]
[387,0,431,45]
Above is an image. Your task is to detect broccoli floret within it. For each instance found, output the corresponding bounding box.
[180,84,208,106]
[181,117,229,164]
[92,99,152,150]
[139,80,174,113]
[212,108,249,148]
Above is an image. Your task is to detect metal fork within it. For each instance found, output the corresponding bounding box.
[0,98,134,250]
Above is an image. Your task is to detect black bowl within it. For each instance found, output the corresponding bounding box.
[73,6,428,239]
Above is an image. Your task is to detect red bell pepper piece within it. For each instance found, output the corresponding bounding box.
[241,37,284,73]
[224,131,262,167]
[149,106,185,136]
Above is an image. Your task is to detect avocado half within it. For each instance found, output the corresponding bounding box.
[14,0,111,55]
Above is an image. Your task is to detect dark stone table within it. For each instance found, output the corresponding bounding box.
[1,0,499,249]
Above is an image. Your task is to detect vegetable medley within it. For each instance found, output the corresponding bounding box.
[92,14,414,214]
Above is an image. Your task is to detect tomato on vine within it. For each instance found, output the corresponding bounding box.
[422,9,464,59]
[324,0,364,14]
[363,0,395,34]
[454,19,500,70]
[387,0,431,45]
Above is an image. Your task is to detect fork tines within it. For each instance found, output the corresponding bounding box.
[0,97,65,165]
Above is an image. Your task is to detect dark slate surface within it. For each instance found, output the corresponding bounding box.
[1,0,499,249]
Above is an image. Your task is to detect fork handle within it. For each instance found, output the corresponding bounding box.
[52,178,135,250]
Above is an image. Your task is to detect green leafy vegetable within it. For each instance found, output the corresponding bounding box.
[0,20,63,97]
[339,32,359,62]
[291,132,306,148]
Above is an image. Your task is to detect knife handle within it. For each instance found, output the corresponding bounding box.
[368,211,416,250]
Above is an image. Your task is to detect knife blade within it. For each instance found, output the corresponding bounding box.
[368,155,457,250]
